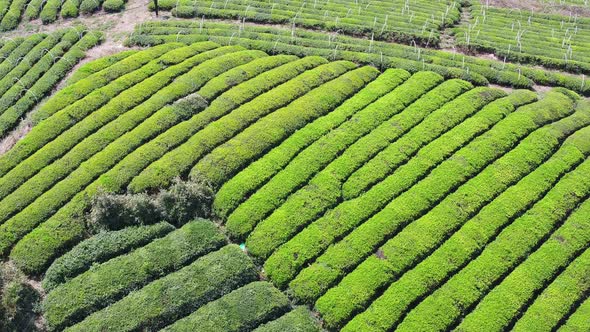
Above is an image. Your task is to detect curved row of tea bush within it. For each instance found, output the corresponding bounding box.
[0,28,101,137]
[245,86,506,262]
[456,1,590,73]
[127,20,590,95]
[315,99,587,328]
[43,220,226,331]
[458,195,590,331]
[288,89,536,303]
[65,244,258,331]
[396,156,590,331]
[128,58,353,192]
[263,89,572,292]
[213,68,410,220]
[223,69,444,239]
[189,65,379,185]
[42,222,175,292]
[0,48,259,260]
[161,281,290,332]
[342,119,590,332]
[0,0,125,31]
[150,0,460,46]
[513,246,590,332]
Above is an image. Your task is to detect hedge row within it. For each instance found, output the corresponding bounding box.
[396,156,590,331]
[42,222,175,292]
[288,89,530,303]
[458,197,590,331]
[0,34,45,78]
[66,245,257,332]
[342,119,590,331]
[0,32,64,103]
[456,2,590,73]
[156,0,456,45]
[162,281,290,332]
[0,31,102,137]
[316,89,584,326]
[0,37,23,64]
[6,97,198,273]
[92,55,311,198]
[190,65,380,186]
[0,47,256,220]
[195,54,297,100]
[213,68,409,221]
[223,68,413,238]
[264,90,570,292]
[252,307,321,332]
[32,43,181,125]
[0,29,87,135]
[0,49,259,261]
[1,0,125,29]
[247,72,472,258]
[66,50,137,86]
[513,248,590,331]
[317,98,588,328]
[0,42,203,182]
[226,70,440,241]
[0,43,226,211]
[128,57,346,193]
[43,220,226,331]
[341,88,529,199]
[559,296,590,332]
[128,20,590,95]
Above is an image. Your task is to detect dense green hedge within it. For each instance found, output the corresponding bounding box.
[396,155,590,331]
[32,43,181,125]
[93,55,306,197]
[66,245,257,331]
[457,198,590,331]
[0,34,44,76]
[66,49,137,85]
[252,307,321,332]
[190,65,380,186]
[245,76,477,260]
[128,57,344,193]
[558,296,590,332]
[196,54,296,100]
[0,48,258,232]
[288,88,526,303]
[341,89,531,199]
[265,89,568,295]
[0,42,204,186]
[162,281,290,332]
[0,32,63,103]
[513,248,590,331]
[213,68,409,221]
[43,220,225,331]
[4,49,262,274]
[42,222,175,292]
[343,113,590,331]
[318,97,588,328]
[0,30,100,137]
[128,21,590,96]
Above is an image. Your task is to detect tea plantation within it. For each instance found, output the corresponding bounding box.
[0,0,589,331]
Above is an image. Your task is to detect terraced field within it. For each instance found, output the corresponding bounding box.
[456,1,590,72]
[150,0,460,46]
[0,0,589,331]
[0,40,586,330]
[0,28,101,137]
[128,20,590,95]
[0,0,125,31]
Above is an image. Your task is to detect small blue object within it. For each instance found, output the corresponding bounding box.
[239,243,246,251]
